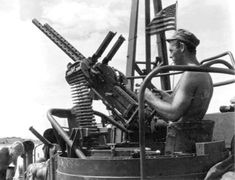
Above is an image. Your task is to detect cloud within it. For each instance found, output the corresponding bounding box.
[37,0,130,39]
[0,0,15,12]
[19,0,43,20]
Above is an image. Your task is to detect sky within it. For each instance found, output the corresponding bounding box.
[0,0,234,138]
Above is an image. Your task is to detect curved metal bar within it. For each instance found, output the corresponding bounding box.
[47,108,86,159]
[201,51,235,67]
[138,65,235,180]
[126,71,182,79]
[93,110,132,133]
[202,59,234,70]
[227,51,235,66]
[213,79,235,87]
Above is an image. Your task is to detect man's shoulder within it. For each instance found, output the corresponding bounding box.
[181,71,212,88]
[0,147,9,154]
[184,71,211,79]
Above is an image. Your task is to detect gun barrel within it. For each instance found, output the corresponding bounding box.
[102,35,125,65]
[44,23,86,61]
[29,126,53,148]
[92,31,116,63]
[32,18,85,62]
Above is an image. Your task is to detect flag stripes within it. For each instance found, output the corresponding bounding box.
[146,3,177,35]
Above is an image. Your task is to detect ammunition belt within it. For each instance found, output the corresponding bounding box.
[67,66,98,136]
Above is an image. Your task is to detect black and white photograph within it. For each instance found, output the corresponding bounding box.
[0,0,234,179]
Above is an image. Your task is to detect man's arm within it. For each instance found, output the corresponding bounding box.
[144,72,196,121]
[152,89,173,102]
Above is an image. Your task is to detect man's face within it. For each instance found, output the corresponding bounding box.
[168,41,183,65]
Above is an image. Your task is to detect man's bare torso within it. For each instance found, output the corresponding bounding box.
[172,71,213,122]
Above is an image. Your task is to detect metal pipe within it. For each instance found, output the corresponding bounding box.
[47,109,86,159]
[94,111,132,134]
[126,0,139,91]
[213,79,235,87]
[29,126,53,148]
[201,51,235,67]
[102,35,125,65]
[153,0,171,91]
[145,0,151,74]
[91,31,116,63]
[203,59,234,70]
[126,71,182,79]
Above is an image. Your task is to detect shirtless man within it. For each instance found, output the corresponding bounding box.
[145,29,213,123]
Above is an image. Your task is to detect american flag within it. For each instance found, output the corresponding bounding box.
[146,3,177,35]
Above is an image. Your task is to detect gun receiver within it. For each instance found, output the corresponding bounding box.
[32,18,85,62]
[91,31,116,64]
[29,126,53,148]
[102,35,125,65]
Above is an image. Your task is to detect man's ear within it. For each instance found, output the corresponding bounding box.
[179,42,185,52]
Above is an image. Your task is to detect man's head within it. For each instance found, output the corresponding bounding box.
[9,141,25,162]
[167,29,200,64]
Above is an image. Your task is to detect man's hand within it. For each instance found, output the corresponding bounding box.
[151,88,163,99]
[145,88,162,102]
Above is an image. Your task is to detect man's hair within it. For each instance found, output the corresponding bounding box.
[9,141,25,158]
[171,40,197,55]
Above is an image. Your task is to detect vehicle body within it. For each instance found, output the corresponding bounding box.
[25,0,235,180]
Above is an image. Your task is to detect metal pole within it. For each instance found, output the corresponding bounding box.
[145,0,151,74]
[47,109,86,159]
[126,0,139,91]
[153,0,171,90]
[139,2,151,179]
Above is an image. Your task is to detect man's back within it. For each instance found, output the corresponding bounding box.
[173,71,213,122]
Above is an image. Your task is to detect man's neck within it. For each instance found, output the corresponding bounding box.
[182,54,199,66]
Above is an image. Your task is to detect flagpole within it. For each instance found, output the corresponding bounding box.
[175,0,178,30]
[153,0,171,90]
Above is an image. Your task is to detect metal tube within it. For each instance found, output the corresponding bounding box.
[203,59,234,70]
[201,51,235,67]
[145,0,151,74]
[213,79,235,87]
[92,31,116,63]
[94,111,132,134]
[102,35,125,65]
[126,0,139,91]
[126,71,182,79]
[153,0,171,91]
[47,109,86,159]
[29,126,53,148]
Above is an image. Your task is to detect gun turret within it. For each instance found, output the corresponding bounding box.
[102,35,125,65]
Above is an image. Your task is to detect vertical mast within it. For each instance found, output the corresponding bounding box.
[126,0,139,91]
[153,0,171,90]
[126,0,171,91]
[145,0,151,74]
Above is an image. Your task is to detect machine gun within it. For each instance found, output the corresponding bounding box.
[32,19,155,156]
